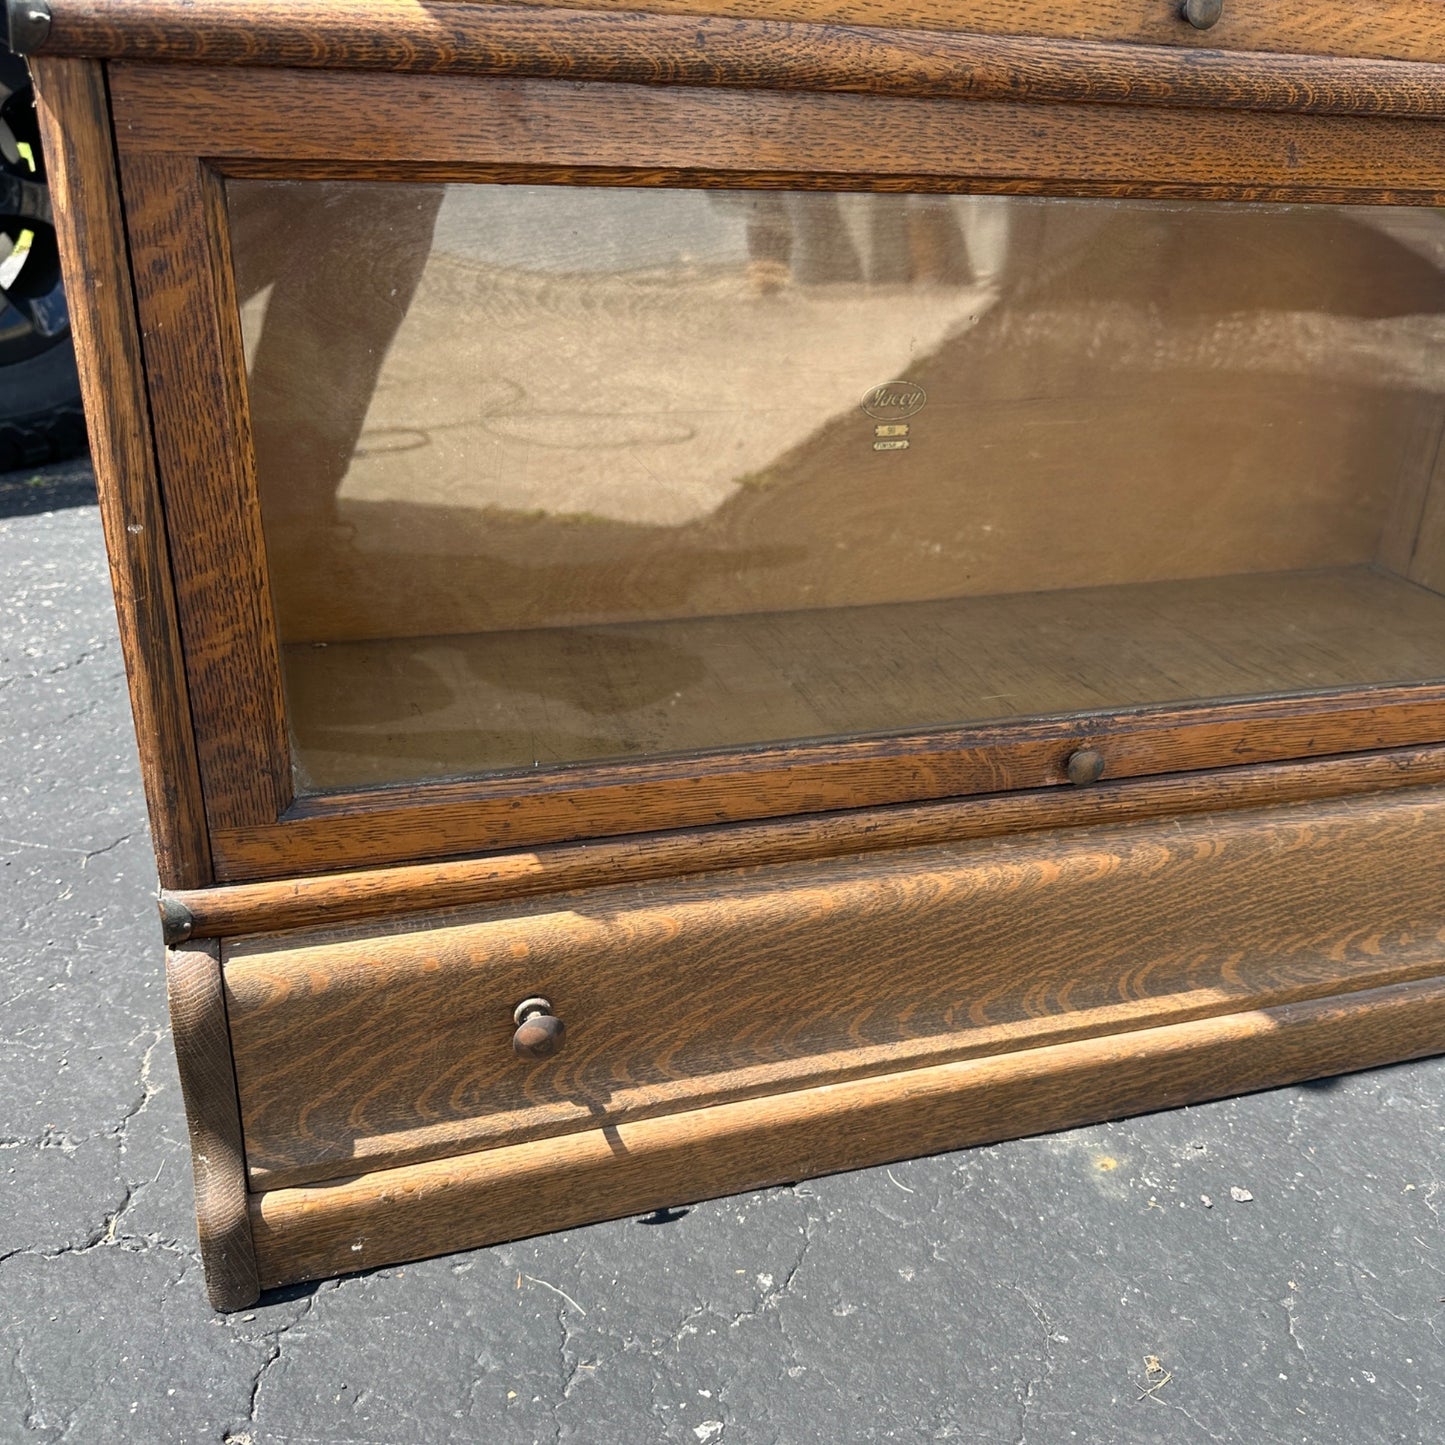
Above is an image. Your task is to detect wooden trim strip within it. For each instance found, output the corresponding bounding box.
[249,974,1445,1290]
[168,745,1445,939]
[166,940,259,1311]
[115,149,293,834]
[206,160,1445,208]
[212,687,1445,880]
[28,58,212,889]
[109,64,1445,201]
[32,2,1445,121]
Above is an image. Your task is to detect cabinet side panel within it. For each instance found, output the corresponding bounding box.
[28,57,211,888]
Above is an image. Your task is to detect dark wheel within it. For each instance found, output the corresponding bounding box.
[0,48,86,472]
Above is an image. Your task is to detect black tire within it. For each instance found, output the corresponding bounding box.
[0,334,86,469]
[1,47,86,472]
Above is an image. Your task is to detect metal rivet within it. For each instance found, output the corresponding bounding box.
[5,0,52,54]
[157,893,195,946]
[1066,749,1106,787]
[1182,0,1224,30]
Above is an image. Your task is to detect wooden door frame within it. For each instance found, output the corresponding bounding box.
[106,61,1445,880]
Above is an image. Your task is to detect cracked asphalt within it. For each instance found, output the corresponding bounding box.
[4,457,1445,1444]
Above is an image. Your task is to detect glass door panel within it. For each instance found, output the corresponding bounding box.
[226,182,1445,792]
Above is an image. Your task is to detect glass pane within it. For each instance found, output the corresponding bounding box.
[227,182,1445,793]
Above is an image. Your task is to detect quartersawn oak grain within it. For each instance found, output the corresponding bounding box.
[109,65,1445,203]
[225,787,1445,1189]
[28,2,1445,122]
[247,974,1445,1290]
[166,940,259,1310]
[115,150,292,835]
[555,0,1445,62]
[29,0,1445,69]
[28,57,211,890]
[209,161,1445,207]
[167,744,1445,939]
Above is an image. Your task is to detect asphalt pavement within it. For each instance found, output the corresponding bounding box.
[3,457,1444,1444]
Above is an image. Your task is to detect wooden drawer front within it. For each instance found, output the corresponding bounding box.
[225,791,1445,1184]
[596,0,1445,64]
[224,788,1445,1191]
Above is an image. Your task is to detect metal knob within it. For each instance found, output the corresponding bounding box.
[512,997,566,1060]
[1182,0,1223,29]
[1066,748,1106,787]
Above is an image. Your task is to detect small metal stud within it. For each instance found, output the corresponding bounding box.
[158,893,195,946]
[1066,748,1106,787]
[1182,0,1224,30]
[4,0,52,54]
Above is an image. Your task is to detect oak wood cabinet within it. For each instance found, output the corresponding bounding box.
[19,0,1445,1309]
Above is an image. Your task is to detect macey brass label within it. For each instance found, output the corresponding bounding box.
[861,381,927,421]
[873,438,910,452]
[874,423,910,438]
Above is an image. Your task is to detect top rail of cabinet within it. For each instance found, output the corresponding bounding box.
[15,0,1445,122]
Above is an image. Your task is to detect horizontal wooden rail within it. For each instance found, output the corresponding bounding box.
[209,683,1445,881]
[27,0,1445,119]
[165,746,1445,941]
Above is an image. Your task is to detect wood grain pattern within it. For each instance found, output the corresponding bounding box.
[29,2,1445,120]
[210,161,1445,207]
[33,0,1445,68]
[115,150,292,834]
[27,58,211,890]
[247,974,1445,1289]
[109,65,1445,202]
[165,745,1445,939]
[165,940,259,1311]
[213,685,1445,879]
[497,0,1445,63]
[225,787,1445,1189]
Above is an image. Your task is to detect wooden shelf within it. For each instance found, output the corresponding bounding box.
[282,564,1445,791]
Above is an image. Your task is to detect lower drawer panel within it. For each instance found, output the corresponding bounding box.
[247,974,1445,1291]
[223,787,1445,1190]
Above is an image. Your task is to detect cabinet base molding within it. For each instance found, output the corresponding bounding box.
[242,975,1445,1300]
[165,941,259,1312]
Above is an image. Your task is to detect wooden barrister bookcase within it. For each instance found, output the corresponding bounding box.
[18,0,1445,1309]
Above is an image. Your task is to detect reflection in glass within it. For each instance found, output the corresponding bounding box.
[227,182,1445,791]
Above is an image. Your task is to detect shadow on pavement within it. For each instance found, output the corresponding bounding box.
[0,455,96,518]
